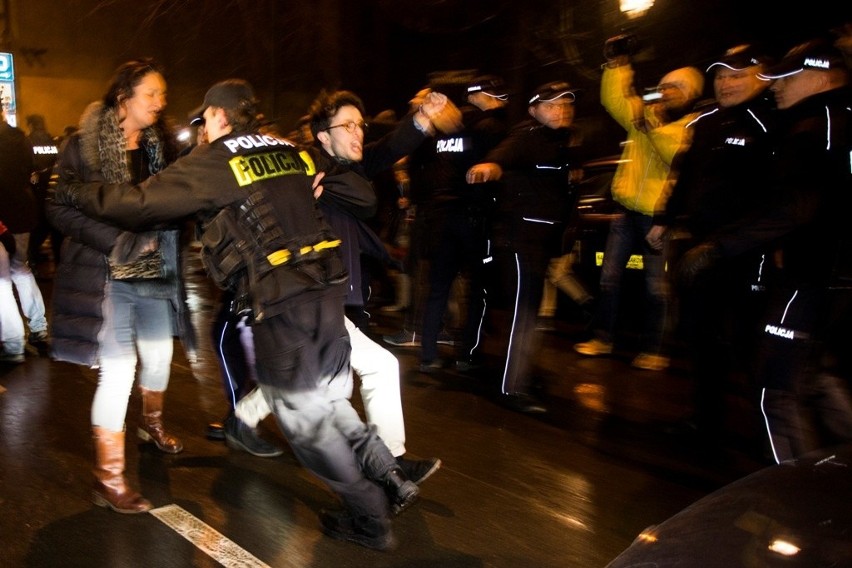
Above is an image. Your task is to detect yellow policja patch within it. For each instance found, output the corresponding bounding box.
[229,151,309,187]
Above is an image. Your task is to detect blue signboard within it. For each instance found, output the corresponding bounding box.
[0,52,17,127]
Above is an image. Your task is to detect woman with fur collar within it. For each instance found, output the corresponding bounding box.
[48,58,196,514]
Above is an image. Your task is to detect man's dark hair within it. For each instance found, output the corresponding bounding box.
[308,90,366,140]
[26,114,46,130]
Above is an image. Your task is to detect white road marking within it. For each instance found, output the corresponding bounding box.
[150,504,270,568]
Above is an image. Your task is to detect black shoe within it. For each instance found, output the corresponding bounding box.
[27,331,50,356]
[383,329,420,347]
[382,466,419,515]
[454,359,483,373]
[436,330,456,346]
[395,456,441,485]
[205,420,225,441]
[224,415,284,457]
[535,317,557,332]
[504,393,547,414]
[0,351,25,364]
[320,510,396,551]
[419,359,443,374]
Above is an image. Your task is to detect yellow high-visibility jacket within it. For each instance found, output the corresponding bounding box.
[601,64,696,217]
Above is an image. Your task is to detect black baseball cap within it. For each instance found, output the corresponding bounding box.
[189,79,257,125]
[758,38,847,80]
[466,75,508,100]
[528,81,575,105]
[706,44,772,72]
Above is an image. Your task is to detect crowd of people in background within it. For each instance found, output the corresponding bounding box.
[1,23,851,551]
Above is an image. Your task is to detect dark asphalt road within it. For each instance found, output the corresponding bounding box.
[0,254,773,567]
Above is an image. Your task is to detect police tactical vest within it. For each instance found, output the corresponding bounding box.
[199,141,346,322]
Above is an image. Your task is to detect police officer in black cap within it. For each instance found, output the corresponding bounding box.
[649,44,777,446]
[467,81,586,413]
[417,75,510,373]
[678,37,852,462]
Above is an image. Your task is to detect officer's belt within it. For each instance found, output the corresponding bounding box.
[266,239,342,266]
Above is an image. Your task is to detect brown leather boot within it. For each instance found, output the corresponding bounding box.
[137,388,184,454]
[92,426,152,514]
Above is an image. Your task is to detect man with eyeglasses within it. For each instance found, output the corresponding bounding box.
[308,89,457,330]
[306,87,451,482]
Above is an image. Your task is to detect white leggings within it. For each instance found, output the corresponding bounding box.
[92,281,174,431]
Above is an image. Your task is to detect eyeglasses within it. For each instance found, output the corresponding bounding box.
[326,120,368,134]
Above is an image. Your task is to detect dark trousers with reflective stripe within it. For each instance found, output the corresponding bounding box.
[421,205,488,364]
[497,218,561,396]
[757,283,852,463]
[211,290,252,411]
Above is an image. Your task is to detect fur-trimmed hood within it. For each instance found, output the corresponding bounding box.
[77,101,108,174]
[75,101,170,183]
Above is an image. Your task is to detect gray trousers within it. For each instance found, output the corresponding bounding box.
[251,294,394,520]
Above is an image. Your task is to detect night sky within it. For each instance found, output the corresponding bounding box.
[9,0,852,147]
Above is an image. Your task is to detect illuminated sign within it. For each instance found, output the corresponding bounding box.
[0,52,17,127]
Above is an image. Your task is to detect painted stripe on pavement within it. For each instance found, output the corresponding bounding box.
[150,504,270,568]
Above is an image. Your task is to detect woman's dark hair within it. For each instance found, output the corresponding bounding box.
[223,104,260,134]
[308,90,366,140]
[103,58,179,161]
[103,58,163,109]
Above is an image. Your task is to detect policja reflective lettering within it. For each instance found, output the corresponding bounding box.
[223,134,291,154]
[436,137,465,153]
[228,151,308,187]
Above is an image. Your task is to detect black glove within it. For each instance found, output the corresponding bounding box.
[604,33,638,60]
[50,181,82,207]
[0,230,16,258]
[676,242,721,289]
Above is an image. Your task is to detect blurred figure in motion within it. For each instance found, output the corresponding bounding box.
[25,114,62,278]
[48,59,196,513]
[649,44,777,448]
[575,35,705,372]
[0,103,45,362]
[536,222,595,331]
[377,159,413,314]
[417,75,510,374]
[466,81,585,414]
[677,37,852,462]
[0,217,26,363]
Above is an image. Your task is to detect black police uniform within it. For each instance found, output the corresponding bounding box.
[418,103,509,366]
[56,129,397,533]
[483,118,583,401]
[661,90,776,437]
[704,85,852,461]
[26,124,61,264]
